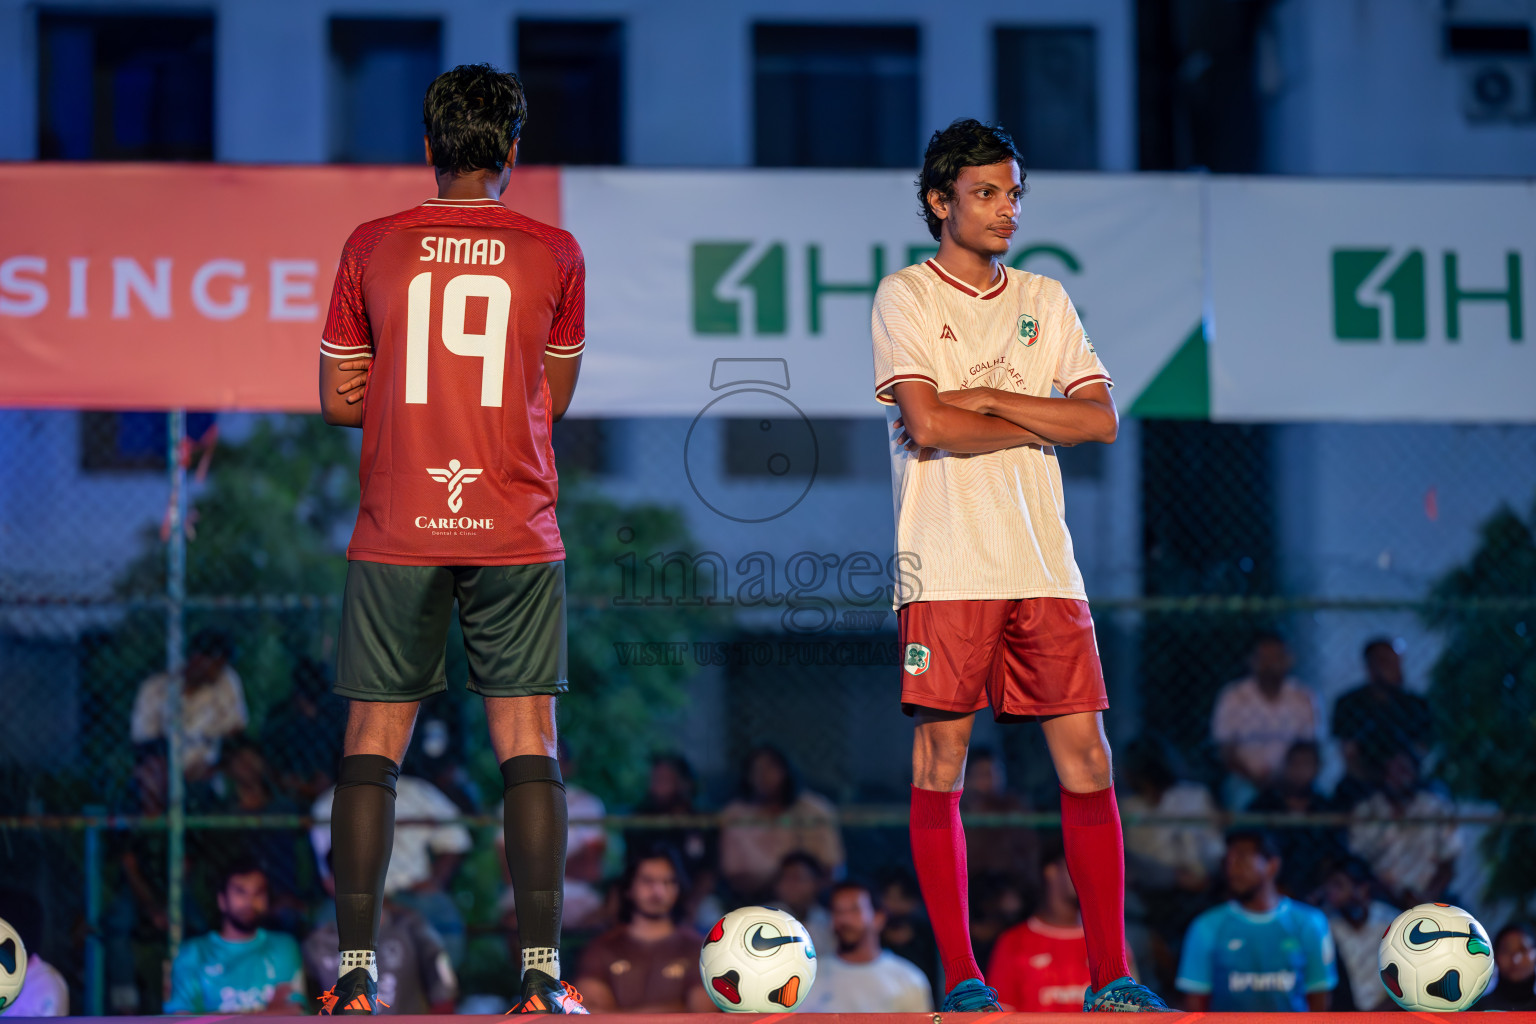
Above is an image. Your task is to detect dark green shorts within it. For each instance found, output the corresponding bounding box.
[336,560,567,702]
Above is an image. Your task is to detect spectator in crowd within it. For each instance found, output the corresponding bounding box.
[719,746,844,901]
[1347,749,1461,906]
[0,887,67,1017]
[1246,741,1346,897]
[303,853,457,1014]
[574,845,713,1013]
[1119,735,1223,991]
[967,874,1028,974]
[403,709,482,816]
[877,870,942,1004]
[1176,830,1336,1012]
[623,754,717,922]
[959,748,1039,897]
[1317,857,1398,1011]
[310,773,472,963]
[130,628,247,780]
[1477,923,1536,1011]
[988,837,1113,1012]
[165,860,306,1014]
[209,735,314,930]
[259,657,343,804]
[800,880,932,1012]
[1331,638,1435,809]
[769,852,834,956]
[1211,633,1321,808]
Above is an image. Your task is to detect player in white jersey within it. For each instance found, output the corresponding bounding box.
[871,120,1171,1013]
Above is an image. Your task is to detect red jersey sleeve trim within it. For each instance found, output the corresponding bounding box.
[1063,373,1113,396]
[876,372,938,405]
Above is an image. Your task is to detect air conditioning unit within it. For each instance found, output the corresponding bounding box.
[1459,60,1536,120]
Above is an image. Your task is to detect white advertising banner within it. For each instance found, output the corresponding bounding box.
[1208,178,1536,422]
[561,170,1204,418]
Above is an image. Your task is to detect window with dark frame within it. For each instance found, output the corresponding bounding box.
[515,20,625,165]
[754,24,920,168]
[37,12,214,160]
[995,27,1100,171]
[330,18,443,164]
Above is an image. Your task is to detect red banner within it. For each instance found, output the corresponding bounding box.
[0,164,561,410]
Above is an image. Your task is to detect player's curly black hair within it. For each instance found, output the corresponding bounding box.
[916,118,1027,241]
[422,63,527,176]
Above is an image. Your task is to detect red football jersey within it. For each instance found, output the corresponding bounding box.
[322,197,584,566]
[987,917,1091,1012]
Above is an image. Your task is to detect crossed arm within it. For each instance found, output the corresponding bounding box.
[891,379,1117,455]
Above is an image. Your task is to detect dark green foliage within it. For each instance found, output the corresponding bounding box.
[1425,501,1536,910]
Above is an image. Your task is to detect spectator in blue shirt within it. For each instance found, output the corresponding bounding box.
[165,859,305,1014]
[1176,830,1337,1012]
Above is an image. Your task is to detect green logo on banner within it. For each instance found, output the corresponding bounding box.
[1332,248,1524,342]
[692,242,786,335]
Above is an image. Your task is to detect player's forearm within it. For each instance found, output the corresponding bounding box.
[908,404,1054,454]
[977,391,1117,444]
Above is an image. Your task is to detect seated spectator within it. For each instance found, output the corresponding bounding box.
[719,746,843,901]
[959,748,1039,894]
[574,846,713,1013]
[1477,923,1536,1011]
[259,657,344,804]
[988,837,1124,1012]
[310,773,472,963]
[1211,633,1320,808]
[877,870,941,1004]
[1176,830,1336,1012]
[1246,741,1346,896]
[560,740,608,934]
[208,735,314,930]
[303,852,457,1014]
[165,860,305,1014]
[1317,857,1399,1011]
[800,880,931,1012]
[130,628,247,780]
[1347,750,1461,906]
[403,711,482,816]
[0,887,67,1016]
[623,754,717,922]
[769,852,834,956]
[1331,638,1434,809]
[1119,735,1223,990]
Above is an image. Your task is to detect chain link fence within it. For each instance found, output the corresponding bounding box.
[1,408,1533,1011]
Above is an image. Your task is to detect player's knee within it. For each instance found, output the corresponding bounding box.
[913,736,968,790]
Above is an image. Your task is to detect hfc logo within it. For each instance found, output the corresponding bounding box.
[1332,248,1524,342]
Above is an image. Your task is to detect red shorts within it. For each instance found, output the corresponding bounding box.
[897,598,1109,720]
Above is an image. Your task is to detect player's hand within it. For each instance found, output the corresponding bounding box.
[891,417,920,452]
[336,359,372,405]
[938,387,996,415]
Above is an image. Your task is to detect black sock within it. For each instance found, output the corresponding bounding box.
[501,755,568,977]
[332,754,400,955]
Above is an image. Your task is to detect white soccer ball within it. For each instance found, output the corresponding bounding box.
[699,906,817,1012]
[1378,903,1494,1011]
[0,915,27,1011]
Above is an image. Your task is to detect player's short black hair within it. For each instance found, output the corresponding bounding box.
[829,878,882,914]
[618,843,688,924]
[917,118,1027,241]
[189,628,233,661]
[423,63,527,176]
[777,850,825,881]
[1362,636,1398,661]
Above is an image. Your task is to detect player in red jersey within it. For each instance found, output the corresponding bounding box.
[316,65,586,1016]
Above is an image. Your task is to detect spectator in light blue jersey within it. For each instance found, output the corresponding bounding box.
[1176,830,1336,1012]
[165,859,305,1014]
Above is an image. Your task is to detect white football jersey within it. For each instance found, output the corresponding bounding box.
[870,259,1112,608]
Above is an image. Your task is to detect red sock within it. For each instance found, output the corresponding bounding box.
[1060,785,1132,990]
[909,785,983,987]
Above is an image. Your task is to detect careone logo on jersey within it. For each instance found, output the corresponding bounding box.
[415,459,493,532]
